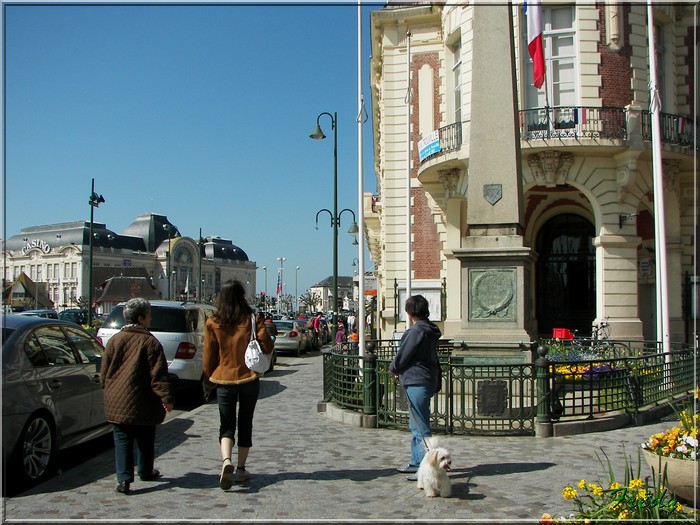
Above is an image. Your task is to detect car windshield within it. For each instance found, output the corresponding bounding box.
[103,306,195,333]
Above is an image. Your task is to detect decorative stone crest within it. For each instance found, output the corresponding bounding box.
[527,151,574,187]
[469,268,516,320]
[483,184,502,206]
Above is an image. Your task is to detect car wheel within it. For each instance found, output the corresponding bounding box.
[265,352,275,374]
[15,413,55,486]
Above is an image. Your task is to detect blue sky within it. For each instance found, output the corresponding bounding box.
[3,1,379,296]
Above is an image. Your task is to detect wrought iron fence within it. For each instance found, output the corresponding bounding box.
[519,106,627,141]
[323,339,697,437]
[641,111,697,149]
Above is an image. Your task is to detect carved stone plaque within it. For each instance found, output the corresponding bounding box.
[477,380,508,416]
[469,268,516,321]
[483,184,502,205]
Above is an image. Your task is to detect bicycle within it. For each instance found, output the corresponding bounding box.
[570,320,627,360]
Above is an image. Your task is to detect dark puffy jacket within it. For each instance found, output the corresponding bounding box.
[389,319,442,387]
[100,325,174,425]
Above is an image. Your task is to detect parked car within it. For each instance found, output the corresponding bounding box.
[272,320,307,357]
[2,315,110,487]
[295,319,313,352]
[58,309,89,325]
[16,309,58,319]
[97,301,221,403]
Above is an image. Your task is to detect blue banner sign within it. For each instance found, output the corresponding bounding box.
[418,130,440,161]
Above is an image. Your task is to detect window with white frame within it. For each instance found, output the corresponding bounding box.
[64,263,70,278]
[70,262,77,279]
[524,6,577,110]
[450,35,462,124]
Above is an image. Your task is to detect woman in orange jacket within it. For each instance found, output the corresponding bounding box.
[203,280,275,490]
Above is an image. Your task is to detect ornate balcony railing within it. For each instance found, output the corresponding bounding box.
[419,121,462,164]
[519,106,627,141]
[641,111,696,149]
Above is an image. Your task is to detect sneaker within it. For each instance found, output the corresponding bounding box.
[234,467,251,483]
[139,469,162,481]
[220,459,234,490]
[406,474,418,482]
[115,481,131,494]
[396,464,419,474]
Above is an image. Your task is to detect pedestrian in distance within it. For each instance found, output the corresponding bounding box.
[388,294,442,477]
[203,280,275,490]
[312,311,323,351]
[99,297,174,495]
[335,321,347,352]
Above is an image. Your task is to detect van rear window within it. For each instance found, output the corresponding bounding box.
[102,306,190,333]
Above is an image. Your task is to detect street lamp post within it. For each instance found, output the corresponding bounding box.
[310,112,359,340]
[163,224,173,300]
[262,266,267,313]
[88,178,105,328]
[295,266,300,316]
[276,257,286,314]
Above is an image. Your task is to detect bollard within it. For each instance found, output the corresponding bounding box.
[362,351,377,415]
[535,343,554,437]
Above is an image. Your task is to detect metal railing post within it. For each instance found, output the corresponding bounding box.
[535,343,554,437]
[363,349,377,415]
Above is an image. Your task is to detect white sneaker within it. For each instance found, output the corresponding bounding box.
[220,459,234,490]
[234,467,251,483]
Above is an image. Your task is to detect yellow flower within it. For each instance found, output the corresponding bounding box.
[636,489,647,500]
[608,502,622,512]
[628,478,644,489]
[675,503,684,513]
[562,486,578,500]
[578,479,586,489]
[618,509,630,520]
[591,484,604,497]
[609,482,622,490]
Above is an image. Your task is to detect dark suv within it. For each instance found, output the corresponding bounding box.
[58,309,89,325]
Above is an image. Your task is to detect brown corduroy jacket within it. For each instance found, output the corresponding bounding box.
[203,313,275,385]
[99,325,174,425]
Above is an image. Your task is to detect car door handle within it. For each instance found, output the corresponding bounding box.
[92,374,101,384]
[49,379,62,389]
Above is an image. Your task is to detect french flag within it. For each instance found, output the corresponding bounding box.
[276,269,283,295]
[525,0,545,89]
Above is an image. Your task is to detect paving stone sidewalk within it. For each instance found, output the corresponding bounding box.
[2,351,682,523]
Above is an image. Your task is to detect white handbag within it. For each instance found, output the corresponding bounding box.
[244,314,270,374]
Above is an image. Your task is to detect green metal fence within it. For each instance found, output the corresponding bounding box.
[322,339,698,437]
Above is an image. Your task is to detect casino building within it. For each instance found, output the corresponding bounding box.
[1,212,256,314]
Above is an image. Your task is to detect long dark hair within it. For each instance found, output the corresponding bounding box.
[214,280,252,327]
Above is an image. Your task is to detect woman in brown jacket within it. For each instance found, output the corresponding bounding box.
[203,280,274,490]
[100,297,174,495]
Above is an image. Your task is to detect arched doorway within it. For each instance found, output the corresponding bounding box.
[536,213,595,337]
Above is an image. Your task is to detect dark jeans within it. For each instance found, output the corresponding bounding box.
[112,423,157,483]
[217,379,260,448]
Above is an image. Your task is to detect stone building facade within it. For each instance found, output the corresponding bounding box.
[366,3,696,344]
[2,212,257,314]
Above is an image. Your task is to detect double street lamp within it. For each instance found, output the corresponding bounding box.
[310,111,359,339]
[87,179,105,327]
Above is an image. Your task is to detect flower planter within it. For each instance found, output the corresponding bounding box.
[642,448,699,503]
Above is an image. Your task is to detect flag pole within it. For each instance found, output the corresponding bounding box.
[405,30,412,327]
[357,0,366,356]
[647,5,670,356]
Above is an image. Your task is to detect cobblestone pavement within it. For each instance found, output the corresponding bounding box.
[2,349,685,523]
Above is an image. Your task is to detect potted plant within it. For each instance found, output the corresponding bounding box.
[541,448,696,523]
[640,387,699,503]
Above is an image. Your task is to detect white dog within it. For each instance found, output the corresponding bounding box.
[416,440,452,498]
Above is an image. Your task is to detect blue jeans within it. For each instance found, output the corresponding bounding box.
[112,423,156,483]
[217,379,260,447]
[405,384,435,466]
